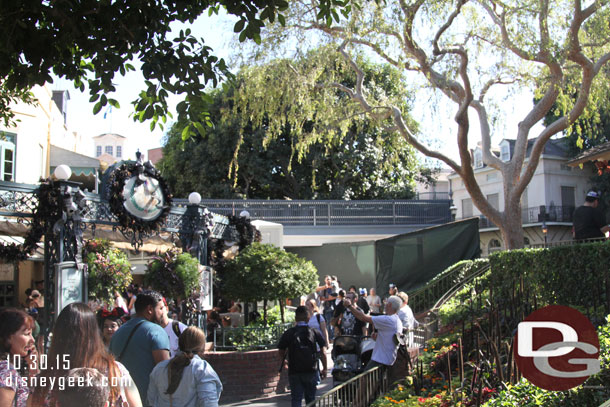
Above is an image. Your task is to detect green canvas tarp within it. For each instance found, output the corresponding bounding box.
[287,218,480,295]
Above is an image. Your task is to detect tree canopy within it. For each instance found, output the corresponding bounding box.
[159,48,432,199]
[227,0,610,249]
[0,0,352,129]
[223,243,318,321]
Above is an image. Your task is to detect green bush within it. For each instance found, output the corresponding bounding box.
[144,248,200,300]
[223,243,318,322]
[84,239,132,305]
[488,242,610,324]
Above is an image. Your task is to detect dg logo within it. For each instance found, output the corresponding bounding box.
[514,305,600,391]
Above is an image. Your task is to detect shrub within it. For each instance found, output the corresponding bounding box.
[84,239,132,306]
[144,248,200,300]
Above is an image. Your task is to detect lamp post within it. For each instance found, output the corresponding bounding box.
[542,220,548,247]
[180,192,213,329]
[43,164,86,347]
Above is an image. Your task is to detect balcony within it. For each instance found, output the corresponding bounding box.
[463,205,575,229]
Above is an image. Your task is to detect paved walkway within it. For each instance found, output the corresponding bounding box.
[221,347,335,407]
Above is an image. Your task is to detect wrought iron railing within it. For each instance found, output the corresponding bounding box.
[306,365,388,407]
[0,180,235,241]
[415,191,450,200]
[212,323,292,351]
[462,205,576,229]
[173,198,452,226]
[408,261,491,315]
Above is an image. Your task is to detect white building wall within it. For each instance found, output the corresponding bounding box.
[1,85,83,184]
[449,155,593,220]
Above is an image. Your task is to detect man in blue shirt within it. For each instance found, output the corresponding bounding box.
[110,290,170,406]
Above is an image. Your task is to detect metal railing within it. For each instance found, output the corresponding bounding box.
[415,191,450,200]
[408,261,490,315]
[212,323,292,351]
[461,205,576,229]
[306,365,388,407]
[529,237,606,249]
[174,199,452,226]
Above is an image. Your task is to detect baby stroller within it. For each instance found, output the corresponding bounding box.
[331,335,375,386]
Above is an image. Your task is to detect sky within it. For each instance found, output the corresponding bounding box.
[50,9,540,166]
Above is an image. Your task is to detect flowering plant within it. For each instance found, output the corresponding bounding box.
[84,239,132,305]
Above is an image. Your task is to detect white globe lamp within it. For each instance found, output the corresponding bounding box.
[188,192,202,205]
[54,164,72,181]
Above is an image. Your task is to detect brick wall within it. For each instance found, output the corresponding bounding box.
[205,349,289,403]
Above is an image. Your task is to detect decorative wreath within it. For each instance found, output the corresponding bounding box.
[108,153,173,249]
[0,179,63,261]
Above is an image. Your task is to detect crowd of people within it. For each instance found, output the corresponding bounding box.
[0,289,222,407]
[2,274,418,407]
[279,275,420,406]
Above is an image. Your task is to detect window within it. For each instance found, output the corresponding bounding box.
[105,145,113,155]
[474,150,483,169]
[501,144,510,161]
[96,146,102,157]
[561,186,575,221]
[487,193,499,211]
[116,146,122,158]
[560,164,572,172]
[0,132,16,182]
[488,238,502,253]
[486,173,497,182]
[523,237,531,247]
[462,198,473,218]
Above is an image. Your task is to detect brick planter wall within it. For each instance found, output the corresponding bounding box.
[204,349,289,403]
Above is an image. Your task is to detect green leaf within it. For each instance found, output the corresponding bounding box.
[181,124,192,140]
[278,14,286,26]
[143,105,154,120]
[93,102,102,115]
[234,19,245,33]
[193,121,206,135]
[108,99,120,109]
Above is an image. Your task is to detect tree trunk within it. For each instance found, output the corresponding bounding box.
[263,299,268,327]
[280,298,285,323]
[500,198,525,250]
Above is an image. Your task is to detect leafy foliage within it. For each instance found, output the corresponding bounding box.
[488,242,610,324]
[144,249,200,300]
[0,0,354,129]
[159,47,428,199]
[0,83,35,128]
[84,239,132,306]
[223,243,318,315]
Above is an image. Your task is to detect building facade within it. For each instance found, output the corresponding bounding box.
[448,138,597,256]
[0,86,91,184]
[93,132,126,165]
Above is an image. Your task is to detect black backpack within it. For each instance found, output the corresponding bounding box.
[288,326,318,373]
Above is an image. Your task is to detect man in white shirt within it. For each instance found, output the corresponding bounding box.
[366,288,382,314]
[343,295,403,370]
[159,298,187,358]
[396,292,418,330]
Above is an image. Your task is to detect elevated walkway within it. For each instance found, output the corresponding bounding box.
[181,198,452,247]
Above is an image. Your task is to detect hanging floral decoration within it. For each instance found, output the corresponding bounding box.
[108,152,172,250]
[0,179,63,261]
